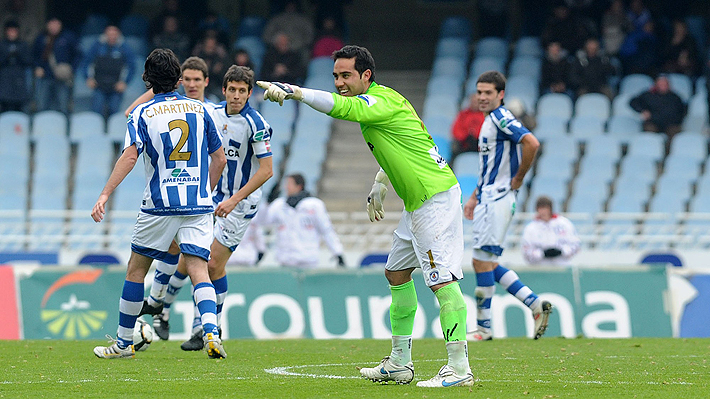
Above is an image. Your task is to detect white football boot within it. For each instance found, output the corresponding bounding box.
[467,328,493,342]
[360,356,414,384]
[204,332,227,359]
[93,336,135,359]
[416,365,474,388]
[533,300,553,339]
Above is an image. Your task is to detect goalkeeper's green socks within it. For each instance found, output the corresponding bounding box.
[389,280,417,365]
[435,282,470,375]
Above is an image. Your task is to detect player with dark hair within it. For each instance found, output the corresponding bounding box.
[463,70,552,342]
[258,45,473,388]
[91,48,227,359]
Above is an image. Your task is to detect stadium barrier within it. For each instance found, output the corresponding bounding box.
[4,265,686,340]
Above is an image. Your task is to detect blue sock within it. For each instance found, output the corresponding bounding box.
[494,265,540,310]
[116,280,144,348]
[475,271,495,331]
[193,282,218,335]
[212,276,228,325]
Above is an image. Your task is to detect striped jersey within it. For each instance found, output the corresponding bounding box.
[211,100,272,205]
[477,105,531,203]
[125,91,223,216]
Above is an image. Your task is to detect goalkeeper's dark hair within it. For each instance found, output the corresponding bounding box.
[143,49,181,94]
[477,70,506,105]
[287,173,306,190]
[535,196,553,212]
[223,65,254,91]
[181,56,209,79]
[332,45,376,83]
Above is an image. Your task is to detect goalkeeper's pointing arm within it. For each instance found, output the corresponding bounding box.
[257,81,335,114]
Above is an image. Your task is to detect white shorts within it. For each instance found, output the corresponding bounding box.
[385,184,464,287]
[471,190,516,262]
[131,212,213,261]
[214,194,260,251]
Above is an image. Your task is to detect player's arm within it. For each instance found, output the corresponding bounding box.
[124,89,154,117]
[215,156,273,217]
[91,144,138,222]
[463,188,478,220]
[208,148,227,192]
[203,110,226,191]
[511,133,539,190]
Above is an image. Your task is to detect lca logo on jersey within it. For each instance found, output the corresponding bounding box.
[357,95,377,107]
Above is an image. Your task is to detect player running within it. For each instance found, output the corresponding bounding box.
[463,71,552,342]
[258,45,473,388]
[91,48,227,359]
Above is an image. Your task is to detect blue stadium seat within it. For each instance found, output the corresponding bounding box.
[435,37,469,59]
[452,152,478,177]
[307,56,334,79]
[427,76,464,99]
[508,56,541,82]
[578,154,616,184]
[687,93,708,121]
[112,167,144,211]
[527,175,567,211]
[536,93,573,119]
[423,114,454,139]
[613,175,652,204]
[514,36,542,58]
[439,16,472,40]
[619,154,658,182]
[81,14,109,36]
[575,93,610,120]
[611,93,640,118]
[695,76,707,97]
[655,174,693,200]
[533,115,568,139]
[619,74,654,97]
[107,112,128,142]
[69,111,106,141]
[505,75,539,113]
[607,115,642,136]
[662,155,702,183]
[535,152,575,181]
[119,14,149,37]
[469,57,505,83]
[569,115,605,139]
[668,131,707,161]
[648,190,688,214]
[32,110,67,138]
[423,94,459,120]
[0,111,30,138]
[304,75,335,91]
[584,135,622,158]
[539,135,578,162]
[260,99,297,124]
[124,36,149,57]
[431,57,467,81]
[607,189,646,212]
[667,73,693,103]
[238,15,266,38]
[475,37,508,63]
[626,133,666,161]
[567,182,607,213]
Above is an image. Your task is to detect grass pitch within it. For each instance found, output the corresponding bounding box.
[1,337,708,398]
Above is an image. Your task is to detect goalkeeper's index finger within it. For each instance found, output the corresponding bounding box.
[256,81,272,90]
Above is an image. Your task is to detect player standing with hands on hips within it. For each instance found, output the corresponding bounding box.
[463,71,552,342]
[90,48,227,359]
[259,45,473,388]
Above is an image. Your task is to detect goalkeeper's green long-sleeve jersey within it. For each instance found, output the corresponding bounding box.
[328,82,458,212]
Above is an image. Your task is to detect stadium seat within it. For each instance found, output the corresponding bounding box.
[539,135,578,162]
[626,133,666,161]
[260,99,297,124]
[619,154,658,182]
[307,56,334,79]
[695,76,707,97]
[238,15,266,38]
[655,174,693,201]
[439,16,472,40]
[611,93,640,118]
[537,93,573,119]
[69,111,106,141]
[661,155,702,183]
[435,37,469,59]
[112,167,145,211]
[32,110,68,138]
[81,14,109,36]
[607,189,646,213]
[423,114,454,139]
[687,93,709,121]
[668,131,708,161]
[575,93,611,120]
[107,112,128,142]
[514,36,542,58]
[607,115,642,136]
[0,111,30,138]
[468,57,506,83]
[304,75,335,92]
[684,15,706,60]
[431,57,467,81]
[567,182,607,213]
[427,76,464,99]
[508,56,541,82]
[475,37,508,63]
[527,175,567,212]
[585,135,622,158]
[667,73,693,103]
[505,75,539,113]
[578,154,616,184]
[533,115,568,139]
[619,74,654,97]
[452,152,478,177]
[535,152,575,181]
[569,115,605,139]
[423,94,459,120]
[124,36,149,57]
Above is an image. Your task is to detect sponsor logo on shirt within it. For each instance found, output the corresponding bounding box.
[163,168,199,184]
[428,146,447,169]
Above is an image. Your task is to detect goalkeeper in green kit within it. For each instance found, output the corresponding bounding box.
[258,45,473,388]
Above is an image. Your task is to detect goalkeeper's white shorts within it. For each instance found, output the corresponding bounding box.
[471,190,516,262]
[385,184,464,287]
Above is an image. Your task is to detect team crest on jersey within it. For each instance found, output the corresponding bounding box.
[357,95,377,107]
[429,270,440,283]
[222,124,229,136]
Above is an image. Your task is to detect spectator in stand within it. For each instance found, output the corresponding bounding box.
[263,0,314,59]
[570,38,615,99]
[192,30,228,100]
[231,48,254,71]
[450,92,485,161]
[264,173,346,268]
[152,15,190,62]
[540,41,573,97]
[629,75,686,139]
[662,19,700,78]
[196,11,231,48]
[308,0,351,37]
[149,0,190,42]
[619,19,658,75]
[0,19,32,112]
[601,0,630,56]
[311,16,345,59]
[626,0,652,33]
[261,32,305,84]
[32,16,79,114]
[541,1,592,54]
[0,0,45,44]
[522,196,580,266]
[83,25,136,118]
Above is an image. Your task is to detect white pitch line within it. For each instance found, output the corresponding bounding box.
[1,376,247,385]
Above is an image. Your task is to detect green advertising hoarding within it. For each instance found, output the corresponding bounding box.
[19,266,671,340]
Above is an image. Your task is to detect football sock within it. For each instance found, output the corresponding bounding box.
[494,265,541,310]
[475,271,495,332]
[390,335,412,366]
[147,256,179,307]
[191,285,201,335]
[193,282,219,335]
[212,276,228,325]
[446,341,471,376]
[435,282,467,342]
[389,280,417,336]
[116,280,143,348]
[162,270,188,318]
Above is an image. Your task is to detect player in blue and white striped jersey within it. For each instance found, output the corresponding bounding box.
[462,71,552,342]
[91,49,227,359]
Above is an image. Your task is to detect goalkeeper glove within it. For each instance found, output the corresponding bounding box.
[256,81,303,105]
[367,169,389,222]
[543,248,563,258]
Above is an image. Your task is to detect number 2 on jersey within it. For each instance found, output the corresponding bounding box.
[162,118,198,168]
[168,120,192,161]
